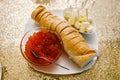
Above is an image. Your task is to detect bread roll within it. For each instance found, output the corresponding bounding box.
[31,5,96,68]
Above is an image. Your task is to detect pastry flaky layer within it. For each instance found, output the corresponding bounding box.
[31,5,96,68]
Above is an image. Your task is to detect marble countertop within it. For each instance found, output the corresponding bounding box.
[0,0,120,80]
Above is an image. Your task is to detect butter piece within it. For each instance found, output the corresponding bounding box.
[81,22,90,28]
[79,26,86,33]
[75,21,82,29]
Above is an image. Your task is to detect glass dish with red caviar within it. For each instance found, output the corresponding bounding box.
[20,28,63,67]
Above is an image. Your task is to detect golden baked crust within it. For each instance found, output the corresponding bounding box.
[31,5,45,19]
[39,12,52,26]
[56,22,69,34]
[35,9,48,23]
[50,18,64,31]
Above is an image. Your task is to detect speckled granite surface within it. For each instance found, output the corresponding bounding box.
[0,0,120,80]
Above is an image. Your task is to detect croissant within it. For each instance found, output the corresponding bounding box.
[31,5,96,68]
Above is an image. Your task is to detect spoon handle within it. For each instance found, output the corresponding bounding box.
[54,62,70,70]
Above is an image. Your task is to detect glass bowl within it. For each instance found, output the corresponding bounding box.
[20,28,63,68]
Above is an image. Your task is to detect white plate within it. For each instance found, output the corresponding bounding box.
[24,10,100,75]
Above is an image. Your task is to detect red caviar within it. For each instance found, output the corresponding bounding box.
[25,31,62,65]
